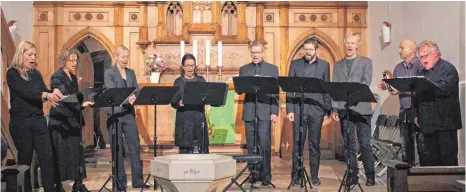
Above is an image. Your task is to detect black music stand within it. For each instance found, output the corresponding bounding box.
[279,77,326,191]
[324,82,376,192]
[133,86,179,191]
[94,88,136,192]
[383,76,443,153]
[232,76,278,191]
[183,82,228,154]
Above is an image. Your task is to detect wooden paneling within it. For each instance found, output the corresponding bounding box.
[78,53,95,147]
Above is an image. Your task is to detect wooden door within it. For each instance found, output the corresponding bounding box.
[280,42,339,159]
[77,52,94,147]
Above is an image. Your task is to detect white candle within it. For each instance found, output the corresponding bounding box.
[205,40,211,66]
[218,41,222,67]
[180,41,185,61]
[193,40,198,62]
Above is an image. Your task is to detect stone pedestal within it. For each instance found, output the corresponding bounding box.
[151,154,236,192]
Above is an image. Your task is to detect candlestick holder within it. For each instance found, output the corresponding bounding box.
[206,65,211,82]
[218,65,223,82]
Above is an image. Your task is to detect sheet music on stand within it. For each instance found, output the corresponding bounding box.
[61,94,79,103]
[383,76,444,93]
[119,88,139,107]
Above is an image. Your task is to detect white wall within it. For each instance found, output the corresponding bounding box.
[1,1,34,43]
[369,1,465,165]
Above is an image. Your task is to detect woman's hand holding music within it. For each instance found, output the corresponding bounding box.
[48,88,64,107]
[82,101,95,108]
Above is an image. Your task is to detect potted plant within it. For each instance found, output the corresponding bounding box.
[145,51,166,83]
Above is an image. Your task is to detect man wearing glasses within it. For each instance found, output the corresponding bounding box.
[238,40,279,186]
[286,37,331,186]
[415,40,462,166]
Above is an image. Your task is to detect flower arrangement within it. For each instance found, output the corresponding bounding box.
[145,51,166,74]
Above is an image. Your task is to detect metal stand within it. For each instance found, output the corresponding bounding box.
[239,90,275,191]
[287,91,312,191]
[222,155,262,192]
[338,94,364,192]
[73,104,89,192]
[141,106,161,191]
[99,106,125,192]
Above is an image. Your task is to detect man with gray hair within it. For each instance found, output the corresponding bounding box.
[415,40,462,166]
[331,32,376,186]
[104,45,148,189]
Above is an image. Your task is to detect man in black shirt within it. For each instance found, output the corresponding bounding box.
[286,38,331,186]
[415,40,462,166]
[239,40,279,186]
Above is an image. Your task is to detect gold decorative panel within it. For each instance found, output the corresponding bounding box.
[68,12,109,22]
[294,13,332,23]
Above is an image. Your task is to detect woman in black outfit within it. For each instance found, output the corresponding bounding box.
[171,54,209,154]
[48,48,94,191]
[6,40,63,192]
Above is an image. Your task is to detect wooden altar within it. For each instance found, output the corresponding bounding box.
[30,1,369,158]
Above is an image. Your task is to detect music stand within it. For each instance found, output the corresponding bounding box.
[324,82,376,192]
[232,76,278,191]
[133,86,179,191]
[183,82,228,154]
[61,88,103,192]
[279,77,326,191]
[94,88,136,192]
[383,76,443,154]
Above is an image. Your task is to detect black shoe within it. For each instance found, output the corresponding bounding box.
[261,175,272,186]
[133,184,150,188]
[311,177,321,186]
[366,175,376,186]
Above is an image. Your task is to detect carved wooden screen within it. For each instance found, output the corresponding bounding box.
[221,1,237,36]
[167,1,183,36]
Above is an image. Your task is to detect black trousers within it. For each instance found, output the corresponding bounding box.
[340,114,375,178]
[421,130,458,166]
[9,115,55,192]
[107,114,144,188]
[245,120,272,178]
[291,114,324,179]
[399,122,424,166]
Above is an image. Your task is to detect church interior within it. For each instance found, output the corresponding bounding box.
[1,1,465,191]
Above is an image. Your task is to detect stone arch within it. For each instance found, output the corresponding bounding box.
[286,28,344,74]
[61,27,115,65]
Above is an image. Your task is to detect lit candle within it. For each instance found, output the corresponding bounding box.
[193,40,198,62]
[180,41,185,61]
[218,41,222,67]
[205,40,211,66]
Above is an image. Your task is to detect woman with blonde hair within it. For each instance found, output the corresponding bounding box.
[6,40,63,191]
[48,48,94,191]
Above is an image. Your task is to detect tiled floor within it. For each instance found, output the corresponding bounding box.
[48,148,388,192]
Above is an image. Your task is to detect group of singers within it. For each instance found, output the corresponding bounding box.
[6,31,461,191]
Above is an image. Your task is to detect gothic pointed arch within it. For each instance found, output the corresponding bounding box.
[61,27,115,60]
[287,28,344,74]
